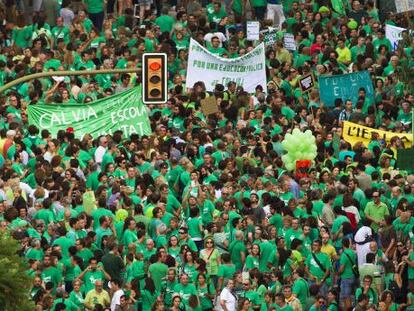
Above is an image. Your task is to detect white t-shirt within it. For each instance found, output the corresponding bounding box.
[343,205,361,223]
[204,32,227,47]
[94,146,106,164]
[110,289,125,311]
[217,287,236,311]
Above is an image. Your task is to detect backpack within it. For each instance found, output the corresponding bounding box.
[388,280,404,303]
[345,211,358,230]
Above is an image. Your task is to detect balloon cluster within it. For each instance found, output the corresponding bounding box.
[281,129,317,171]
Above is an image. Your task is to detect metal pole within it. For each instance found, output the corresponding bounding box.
[0,68,142,94]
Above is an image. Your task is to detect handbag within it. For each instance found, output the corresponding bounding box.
[344,251,359,278]
[311,253,326,273]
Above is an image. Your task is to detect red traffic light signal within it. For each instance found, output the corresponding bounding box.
[142,53,167,104]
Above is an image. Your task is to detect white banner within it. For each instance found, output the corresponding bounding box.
[395,0,414,13]
[186,39,267,93]
[246,21,260,41]
[386,24,406,51]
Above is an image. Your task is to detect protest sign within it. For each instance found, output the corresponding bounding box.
[186,38,267,93]
[200,97,219,116]
[318,71,374,107]
[299,74,316,93]
[343,121,412,148]
[395,0,414,13]
[386,24,406,50]
[263,29,278,47]
[28,87,151,138]
[283,33,296,51]
[246,21,260,41]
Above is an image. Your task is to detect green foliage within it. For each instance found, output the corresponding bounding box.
[0,232,35,311]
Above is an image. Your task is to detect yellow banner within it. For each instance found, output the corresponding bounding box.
[342,121,412,148]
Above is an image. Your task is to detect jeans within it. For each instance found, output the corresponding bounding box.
[106,0,115,14]
[254,6,266,20]
[89,11,104,31]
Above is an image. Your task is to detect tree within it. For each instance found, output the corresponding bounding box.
[0,232,35,310]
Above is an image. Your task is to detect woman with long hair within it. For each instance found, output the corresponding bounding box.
[196,273,215,311]
[180,250,197,283]
[244,243,260,272]
[200,238,221,286]
[141,277,159,311]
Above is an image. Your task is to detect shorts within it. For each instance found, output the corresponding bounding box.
[340,278,355,300]
[138,0,151,5]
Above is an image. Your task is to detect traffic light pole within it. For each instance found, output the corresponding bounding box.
[0,68,142,95]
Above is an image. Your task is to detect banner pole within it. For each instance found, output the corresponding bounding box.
[412,108,414,146]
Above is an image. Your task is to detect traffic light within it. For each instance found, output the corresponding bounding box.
[142,53,167,104]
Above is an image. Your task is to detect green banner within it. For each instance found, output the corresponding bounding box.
[318,71,374,107]
[27,86,151,138]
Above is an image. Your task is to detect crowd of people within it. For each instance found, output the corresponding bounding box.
[0,0,414,310]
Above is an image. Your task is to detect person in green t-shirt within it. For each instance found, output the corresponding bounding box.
[305,240,331,296]
[84,0,104,30]
[292,268,309,308]
[173,273,198,305]
[338,238,358,310]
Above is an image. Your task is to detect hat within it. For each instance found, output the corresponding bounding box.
[319,6,330,13]
[66,127,74,134]
[347,19,358,30]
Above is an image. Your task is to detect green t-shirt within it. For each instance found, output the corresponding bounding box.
[305,252,331,281]
[229,240,246,271]
[408,251,414,279]
[84,0,103,13]
[149,262,169,291]
[173,283,198,305]
[292,277,309,307]
[339,248,357,279]
[155,15,175,33]
[41,267,60,289]
[245,254,260,270]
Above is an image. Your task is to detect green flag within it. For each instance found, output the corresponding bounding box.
[331,0,346,16]
[28,86,151,138]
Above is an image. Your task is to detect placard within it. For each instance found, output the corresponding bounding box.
[246,21,260,41]
[283,33,296,51]
[28,87,151,138]
[318,71,374,107]
[264,29,279,47]
[200,97,219,116]
[395,0,414,13]
[299,74,315,93]
[186,39,267,93]
[386,24,406,50]
[343,121,412,148]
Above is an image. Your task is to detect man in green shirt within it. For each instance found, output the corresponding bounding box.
[77,257,111,293]
[355,275,378,305]
[41,255,61,290]
[155,7,175,32]
[275,293,294,311]
[364,190,389,232]
[148,251,169,291]
[292,268,309,308]
[84,0,104,30]
[338,238,357,310]
[305,239,331,296]
[208,36,226,56]
[228,230,246,271]
[173,273,198,305]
